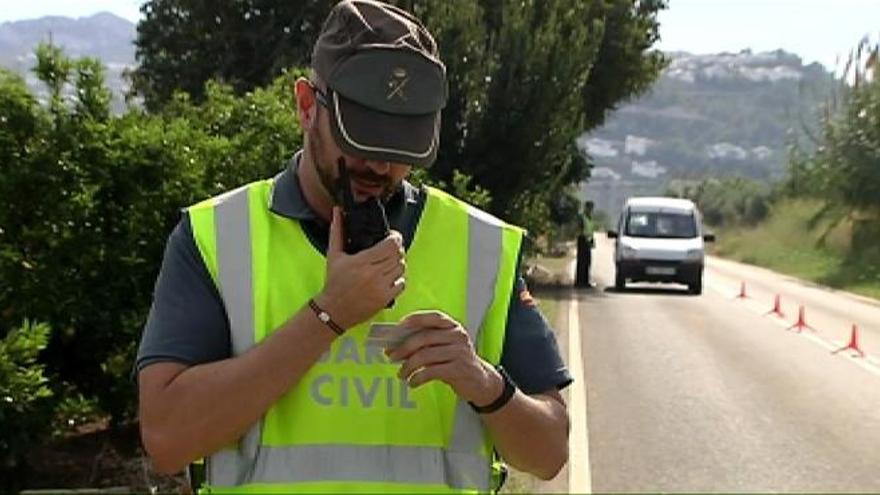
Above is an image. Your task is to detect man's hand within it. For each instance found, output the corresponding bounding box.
[317,207,406,329]
[386,311,503,406]
[387,311,569,479]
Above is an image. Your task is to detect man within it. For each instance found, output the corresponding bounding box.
[575,200,595,288]
[136,1,571,492]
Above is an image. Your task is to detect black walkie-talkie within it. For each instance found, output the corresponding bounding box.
[336,158,391,254]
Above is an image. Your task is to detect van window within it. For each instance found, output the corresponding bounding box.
[625,211,697,239]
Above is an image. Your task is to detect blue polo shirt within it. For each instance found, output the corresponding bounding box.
[136,154,571,395]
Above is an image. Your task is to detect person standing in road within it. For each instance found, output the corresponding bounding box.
[576,200,596,287]
[135,1,571,492]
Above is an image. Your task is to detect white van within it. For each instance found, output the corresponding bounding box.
[607,197,715,295]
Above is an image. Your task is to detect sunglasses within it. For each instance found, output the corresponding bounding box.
[309,81,330,108]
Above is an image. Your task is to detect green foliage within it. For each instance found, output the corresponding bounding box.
[131,0,335,110]
[786,39,880,215]
[581,0,668,131]
[52,391,101,437]
[0,320,54,487]
[713,198,880,300]
[670,177,774,227]
[73,58,112,121]
[435,0,601,234]
[409,0,666,239]
[408,168,492,211]
[0,44,303,432]
[402,0,665,239]
[131,0,667,242]
[32,43,72,108]
[710,41,880,302]
[0,70,43,163]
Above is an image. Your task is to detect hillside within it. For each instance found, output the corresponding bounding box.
[0,13,135,111]
[581,50,836,219]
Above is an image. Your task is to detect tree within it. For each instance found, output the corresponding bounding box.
[415,0,666,235]
[131,0,336,110]
[580,0,667,131]
[786,38,880,216]
[0,321,54,488]
[132,0,667,239]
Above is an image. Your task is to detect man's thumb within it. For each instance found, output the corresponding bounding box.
[328,206,344,254]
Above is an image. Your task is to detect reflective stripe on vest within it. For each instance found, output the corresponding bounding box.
[189,181,522,492]
[210,445,488,487]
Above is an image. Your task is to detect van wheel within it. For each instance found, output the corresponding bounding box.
[615,272,626,291]
[688,277,703,295]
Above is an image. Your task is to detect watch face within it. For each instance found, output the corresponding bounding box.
[319,312,331,323]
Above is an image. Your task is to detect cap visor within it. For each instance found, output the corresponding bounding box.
[328,92,439,168]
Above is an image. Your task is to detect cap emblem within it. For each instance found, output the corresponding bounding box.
[386,67,409,102]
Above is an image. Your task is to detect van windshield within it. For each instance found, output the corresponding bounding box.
[625,211,697,239]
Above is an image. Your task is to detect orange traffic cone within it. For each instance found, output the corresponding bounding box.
[764,294,785,318]
[832,324,866,358]
[786,305,814,333]
[735,281,748,300]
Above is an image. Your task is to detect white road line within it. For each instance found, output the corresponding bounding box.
[567,261,591,493]
[707,280,880,377]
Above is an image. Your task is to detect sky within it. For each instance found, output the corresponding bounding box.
[0,0,878,71]
[656,0,880,70]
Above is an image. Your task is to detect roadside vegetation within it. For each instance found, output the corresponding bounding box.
[710,198,880,300]
[673,39,880,300]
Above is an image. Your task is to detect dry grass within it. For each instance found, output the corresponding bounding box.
[712,198,880,299]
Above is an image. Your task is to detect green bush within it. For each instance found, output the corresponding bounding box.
[0,46,304,429]
[670,177,775,227]
[409,168,491,211]
[0,320,53,488]
[785,40,880,216]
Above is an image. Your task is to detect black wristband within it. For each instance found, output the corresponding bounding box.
[469,365,516,414]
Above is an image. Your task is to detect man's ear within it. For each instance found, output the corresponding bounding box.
[294,78,317,131]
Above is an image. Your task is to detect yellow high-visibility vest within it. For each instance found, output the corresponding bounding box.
[187,179,523,493]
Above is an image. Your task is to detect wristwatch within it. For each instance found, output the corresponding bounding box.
[469,365,517,414]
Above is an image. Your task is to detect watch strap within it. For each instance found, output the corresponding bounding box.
[308,299,344,336]
[469,365,517,414]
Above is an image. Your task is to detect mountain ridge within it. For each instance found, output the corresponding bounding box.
[0,12,135,65]
[580,48,835,217]
[0,12,136,113]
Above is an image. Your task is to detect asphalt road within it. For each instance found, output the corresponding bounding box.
[560,235,880,493]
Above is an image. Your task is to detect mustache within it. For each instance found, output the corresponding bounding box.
[348,168,391,185]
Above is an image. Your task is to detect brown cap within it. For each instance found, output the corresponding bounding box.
[312,0,448,167]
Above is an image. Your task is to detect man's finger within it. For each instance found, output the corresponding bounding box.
[390,276,406,299]
[407,362,455,389]
[387,326,464,361]
[399,311,458,331]
[327,206,344,255]
[362,232,405,264]
[380,258,405,279]
[398,345,456,381]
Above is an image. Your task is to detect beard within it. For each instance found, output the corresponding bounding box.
[307,124,401,204]
[307,127,341,201]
